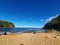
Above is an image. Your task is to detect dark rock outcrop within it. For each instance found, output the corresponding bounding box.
[0,24,4,27]
[43,15,60,31]
[0,20,15,28]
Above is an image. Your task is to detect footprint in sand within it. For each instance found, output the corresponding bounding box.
[45,36,51,38]
[20,44,24,45]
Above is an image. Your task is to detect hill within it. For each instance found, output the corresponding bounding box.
[43,15,60,31]
[0,20,15,28]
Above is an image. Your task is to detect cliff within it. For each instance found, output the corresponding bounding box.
[43,15,60,31]
[0,20,15,28]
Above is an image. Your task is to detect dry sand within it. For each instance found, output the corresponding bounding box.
[0,32,60,45]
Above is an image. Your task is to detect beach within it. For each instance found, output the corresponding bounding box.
[0,32,60,45]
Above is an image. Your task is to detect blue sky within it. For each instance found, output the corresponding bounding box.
[0,0,60,28]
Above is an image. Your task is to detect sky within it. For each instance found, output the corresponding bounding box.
[0,0,60,28]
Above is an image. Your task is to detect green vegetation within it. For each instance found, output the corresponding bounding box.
[0,20,15,28]
[43,15,60,31]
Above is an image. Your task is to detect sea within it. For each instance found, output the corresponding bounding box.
[0,28,45,33]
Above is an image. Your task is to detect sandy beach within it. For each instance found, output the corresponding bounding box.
[0,32,60,45]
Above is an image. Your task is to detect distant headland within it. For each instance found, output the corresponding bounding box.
[0,20,15,28]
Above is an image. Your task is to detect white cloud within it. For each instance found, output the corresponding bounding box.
[39,14,59,23]
[45,14,59,23]
[46,16,55,22]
